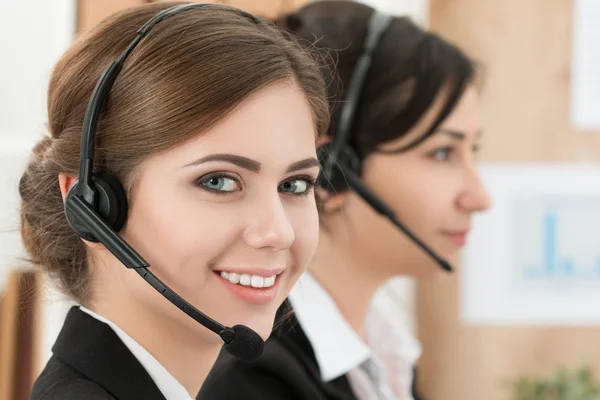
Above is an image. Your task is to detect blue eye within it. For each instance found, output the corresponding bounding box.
[198,175,240,192]
[430,147,452,161]
[279,178,315,196]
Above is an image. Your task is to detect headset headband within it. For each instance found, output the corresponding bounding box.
[77,3,259,204]
[325,11,393,171]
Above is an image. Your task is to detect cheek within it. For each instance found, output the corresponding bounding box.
[388,180,440,226]
[353,165,453,263]
[366,163,451,229]
[124,187,237,284]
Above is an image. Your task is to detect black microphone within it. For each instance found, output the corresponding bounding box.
[66,194,265,361]
[339,166,453,272]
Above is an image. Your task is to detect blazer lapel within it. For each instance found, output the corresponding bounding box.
[52,306,166,400]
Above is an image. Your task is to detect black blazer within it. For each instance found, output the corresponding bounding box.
[199,304,426,400]
[30,306,167,400]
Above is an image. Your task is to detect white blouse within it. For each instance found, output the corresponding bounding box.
[288,272,422,400]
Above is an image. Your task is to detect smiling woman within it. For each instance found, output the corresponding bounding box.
[18,2,328,400]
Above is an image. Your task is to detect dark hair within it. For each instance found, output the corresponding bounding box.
[18,2,329,304]
[276,0,475,158]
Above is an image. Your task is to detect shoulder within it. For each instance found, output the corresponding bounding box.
[30,356,114,400]
[199,338,318,400]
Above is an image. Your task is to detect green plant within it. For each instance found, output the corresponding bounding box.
[508,365,600,400]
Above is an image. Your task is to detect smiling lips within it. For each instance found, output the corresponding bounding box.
[215,268,285,304]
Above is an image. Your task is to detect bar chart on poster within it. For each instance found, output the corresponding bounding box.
[513,196,600,291]
[461,164,600,325]
[524,212,600,280]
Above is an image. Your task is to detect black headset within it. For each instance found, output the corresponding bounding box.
[316,10,453,272]
[64,3,265,361]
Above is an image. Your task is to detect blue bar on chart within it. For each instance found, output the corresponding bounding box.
[525,210,600,280]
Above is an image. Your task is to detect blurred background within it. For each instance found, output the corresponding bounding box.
[1,0,600,399]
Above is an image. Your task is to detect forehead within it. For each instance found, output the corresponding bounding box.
[149,81,318,168]
[438,86,480,132]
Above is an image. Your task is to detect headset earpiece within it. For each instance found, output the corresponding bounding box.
[318,11,392,195]
[317,141,361,193]
[65,171,128,242]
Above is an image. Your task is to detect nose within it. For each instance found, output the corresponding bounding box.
[456,165,492,212]
[242,195,295,251]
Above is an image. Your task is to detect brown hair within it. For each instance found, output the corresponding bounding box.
[18,2,329,303]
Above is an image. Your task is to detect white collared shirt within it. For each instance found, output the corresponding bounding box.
[79,306,194,400]
[288,272,422,400]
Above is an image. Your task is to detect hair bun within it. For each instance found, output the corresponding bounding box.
[31,136,53,161]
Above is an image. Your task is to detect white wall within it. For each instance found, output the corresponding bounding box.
[0,0,77,144]
[0,0,76,290]
[0,0,77,370]
[357,0,429,25]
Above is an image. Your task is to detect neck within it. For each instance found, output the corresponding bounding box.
[309,232,389,339]
[90,298,221,397]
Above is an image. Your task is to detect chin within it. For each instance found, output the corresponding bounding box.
[446,250,462,269]
[242,316,276,341]
[428,251,461,280]
[256,325,275,341]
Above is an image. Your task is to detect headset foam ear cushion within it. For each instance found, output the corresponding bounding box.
[95,171,128,233]
[317,142,361,193]
[65,172,128,242]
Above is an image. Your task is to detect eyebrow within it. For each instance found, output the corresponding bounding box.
[437,129,483,140]
[182,153,320,174]
[285,157,320,173]
[183,154,261,172]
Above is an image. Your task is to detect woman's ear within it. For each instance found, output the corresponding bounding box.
[58,173,77,201]
[58,172,106,250]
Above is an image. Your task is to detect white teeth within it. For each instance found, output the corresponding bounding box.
[229,273,240,284]
[264,276,275,287]
[251,275,264,288]
[240,274,251,286]
[219,271,277,288]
